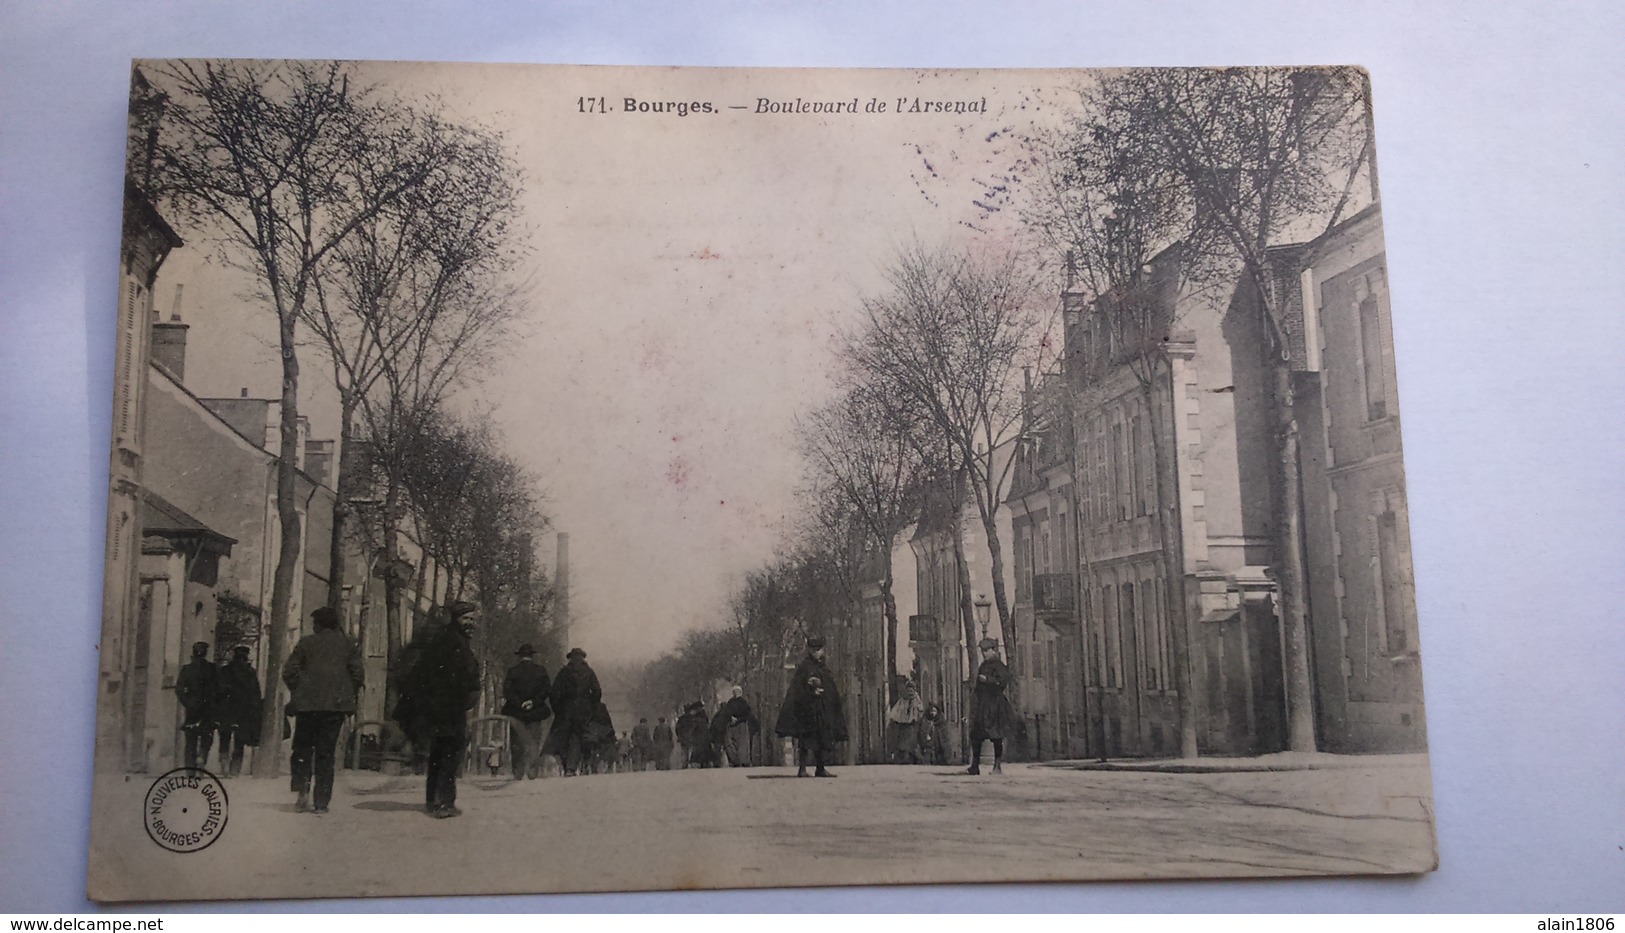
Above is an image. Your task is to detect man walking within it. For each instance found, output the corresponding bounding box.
[631,717,653,771]
[405,601,481,817]
[215,645,262,776]
[966,638,1017,775]
[546,647,602,776]
[500,643,551,780]
[775,636,847,778]
[283,607,364,813]
[176,641,217,770]
[651,716,675,770]
[675,702,707,769]
[719,686,756,767]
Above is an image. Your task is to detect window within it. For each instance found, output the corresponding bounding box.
[1130,414,1146,516]
[1093,420,1108,522]
[1112,422,1129,521]
[1357,270,1392,421]
[1102,585,1120,688]
[1118,582,1135,686]
[1057,511,1070,571]
[1372,492,1416,655]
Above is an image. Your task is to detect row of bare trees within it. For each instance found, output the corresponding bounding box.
[646,66,1375,757]
[137,61,541,773]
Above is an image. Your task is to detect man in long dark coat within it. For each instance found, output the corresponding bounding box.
[631,718,653,770]
[284,607,365,812]
[215,645,263,777]
[775,636,847,778]
[967,637,1017,775]
[404,602,480,817]
[546,647,602,776]
[718,686,756,767]
[676,702,711,768]
[651,716,675,770]
[500,643,551,780]
[175,641,217,770]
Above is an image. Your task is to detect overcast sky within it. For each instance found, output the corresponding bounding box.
[157,62,1075,664]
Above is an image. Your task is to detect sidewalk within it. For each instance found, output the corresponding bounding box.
[1033,750,1431,774]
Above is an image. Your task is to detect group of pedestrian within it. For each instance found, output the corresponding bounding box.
[183,610,1017,826]
[174,640,264,776]
[662,685,761,769]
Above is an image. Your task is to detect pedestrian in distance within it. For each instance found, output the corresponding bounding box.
[703,705,731,768]
[919,703,949,766]
[719,686,757,767]
[215,645,263,777]
[631,717,654,771]
[886,681,924,764]
[775,636,848,778]
[402,601,481,817]
[651,716,675,770]
[615,731,634,772]
[545,647,602,776]
[500,643,551,780]
[176,641,218,770]
[675,702,707,769]
[966,637,1017,775]
[283,607,365,813]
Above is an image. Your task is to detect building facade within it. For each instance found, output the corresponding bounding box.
[1056,249,1289,758]
[1290,205,1426,752]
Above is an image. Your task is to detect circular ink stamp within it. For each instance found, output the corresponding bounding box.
[143,767,228,853]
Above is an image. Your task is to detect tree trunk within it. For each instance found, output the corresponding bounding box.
[1144,378,1198,759]
[255,314,303,778]
[1274,360,1317,752]
[381,476,404,716]
[325,393,356,610]
[879,547,899,712]
[978,505,1017,654]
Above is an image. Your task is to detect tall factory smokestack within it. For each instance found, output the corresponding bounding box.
[554,532,570,648]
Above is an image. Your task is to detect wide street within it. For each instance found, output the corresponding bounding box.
[89,756,1435,901]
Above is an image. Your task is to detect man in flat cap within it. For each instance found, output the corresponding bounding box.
[501,643,551,780]
[775,636,847,777]
[546,647,602,776]
[283,606,364,812]
[966,637,1017,775]
[402,601,480,817]
[175,641,218,770]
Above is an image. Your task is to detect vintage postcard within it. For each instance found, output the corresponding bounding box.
[89,60,1435,901]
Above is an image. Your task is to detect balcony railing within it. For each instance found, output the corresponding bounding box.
[1031,573,1077,614]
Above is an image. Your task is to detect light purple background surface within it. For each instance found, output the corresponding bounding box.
[2,0,1621,913]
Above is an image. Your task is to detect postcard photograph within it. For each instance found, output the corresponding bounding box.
[88,60,1435,901]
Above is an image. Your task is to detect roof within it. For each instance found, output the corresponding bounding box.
[142,491,236,555]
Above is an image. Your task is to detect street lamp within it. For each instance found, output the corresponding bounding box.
[974,595,992,643]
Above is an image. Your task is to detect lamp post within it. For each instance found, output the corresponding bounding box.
[974,595,992,644]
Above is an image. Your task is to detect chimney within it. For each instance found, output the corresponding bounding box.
[151,284,189,380]
[304,438,335,487]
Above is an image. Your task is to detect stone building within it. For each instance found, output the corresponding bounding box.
[1057,246,1288,758]
[96,183,183,771]
[1005,375,1090,759]
[1288,205,1427,752]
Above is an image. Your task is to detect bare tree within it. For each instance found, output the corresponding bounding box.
[301,107,525,619]
[795,382,926,708]
[840,245,1044,655]
[146,61,480,775]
